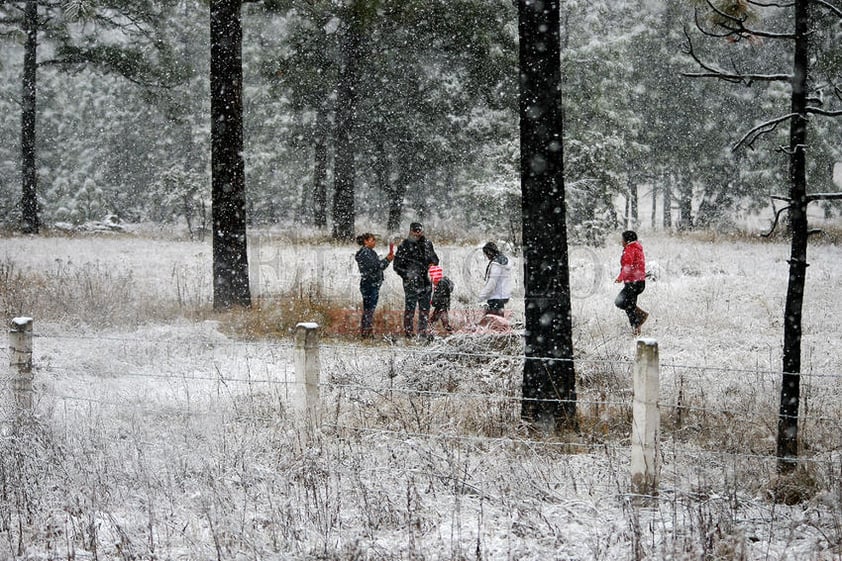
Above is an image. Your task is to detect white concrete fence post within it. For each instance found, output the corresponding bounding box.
[9,317,34,413]
[631,338,659,496]
[294,322,320,426]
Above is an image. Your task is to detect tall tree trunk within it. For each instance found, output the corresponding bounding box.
[624,194,630,229]
[518,0,577,432]
[313,105,328,229]
[332,6,362,241]
[777,0,811,474]
[678,180,693,230]
[651,183,657,230]
[386,172,408,233]
[20,0,39,234]
[210,0,251,309]
[629,176,639,228]
[372,142,404,232]
[662,180,672,229]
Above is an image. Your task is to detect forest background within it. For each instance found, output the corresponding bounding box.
[2,0,841,243]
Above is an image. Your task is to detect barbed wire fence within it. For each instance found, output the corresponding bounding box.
[4,317,842,499]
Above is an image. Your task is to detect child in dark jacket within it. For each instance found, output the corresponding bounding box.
[428,265,454,333]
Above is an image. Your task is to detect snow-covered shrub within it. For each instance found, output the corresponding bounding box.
[147,167,208,239]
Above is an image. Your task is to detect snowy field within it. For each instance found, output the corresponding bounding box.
[1,228,842,560]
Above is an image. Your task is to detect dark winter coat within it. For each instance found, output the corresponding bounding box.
[393,237,439,286]
[355,247,391,288]
[431,277,454,310]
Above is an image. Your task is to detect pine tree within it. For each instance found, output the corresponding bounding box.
[518,0,577,432]
[0,0,187,233]
[210,0,251,309]
[686,0,842,473]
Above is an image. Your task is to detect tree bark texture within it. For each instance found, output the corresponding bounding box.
[518,0,577,431]
[662,181,672,229]
[20,0,39,234]
[313,105,328,229]
[210,0,251,309]
[777,0,810,473]
[332,6,362,241]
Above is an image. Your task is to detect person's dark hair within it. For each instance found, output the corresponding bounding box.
[622,230,638,243]
[410,222,423,233]
[356,233,373,246]
[482,241,499,258]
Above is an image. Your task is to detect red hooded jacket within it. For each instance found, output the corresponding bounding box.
[616,240,646,283]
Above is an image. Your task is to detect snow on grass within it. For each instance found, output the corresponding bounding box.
[0,230,841,559]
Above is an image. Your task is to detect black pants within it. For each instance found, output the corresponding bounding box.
[615,281,645,327]
[430,307,452,331]
[403,278,432,336]
[486,299,509,317]
[359,283,381,337]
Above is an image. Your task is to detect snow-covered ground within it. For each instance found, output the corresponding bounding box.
[0,229,841,560]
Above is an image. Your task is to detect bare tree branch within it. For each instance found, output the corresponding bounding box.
[683,69,791,82]
[732,113,797,150]
[700,0,797,39]
[694,8,735,39]
[810,0,842,17]
[805,107,842,116]
[749,0,796,8]
[684,26,790,85]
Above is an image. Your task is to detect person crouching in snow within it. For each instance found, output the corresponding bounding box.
[355,233,393,338]
[428,264,454,333]
[614,230,648,335]
[477,242,512,317]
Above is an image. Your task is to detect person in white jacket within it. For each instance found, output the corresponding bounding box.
[477,242,513,316]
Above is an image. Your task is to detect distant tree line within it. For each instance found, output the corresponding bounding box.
[0,0,840,243]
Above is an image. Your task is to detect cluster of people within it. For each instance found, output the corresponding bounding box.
[354,222,512,339]
[355,223,650,339]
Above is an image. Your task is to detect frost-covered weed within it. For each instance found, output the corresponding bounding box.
[0,232,840,558]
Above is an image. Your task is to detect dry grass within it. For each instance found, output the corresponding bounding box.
[2,231,842,559]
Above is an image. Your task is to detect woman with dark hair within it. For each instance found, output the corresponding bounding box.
[614,230,648,335]
[355,233,393,338]
[478,241,513,316]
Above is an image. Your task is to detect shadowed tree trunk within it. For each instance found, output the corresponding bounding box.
[777,0,811,474]
[210,0,251,309]
[651,183,657,230]
[371,143,406,232]
[313,105,328,229]
[518,0,577,432]
[332,5,363,241]
[628,176,638,228]
[20,0,38,234]
[678,179,693,230]
[682,0,842,474]
[384,160,408,233]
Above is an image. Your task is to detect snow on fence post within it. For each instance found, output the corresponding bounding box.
[631,338,659,497]
[9,317,34,413]
[293,322,320,426]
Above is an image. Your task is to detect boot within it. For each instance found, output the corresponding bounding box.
[633,307,649,335]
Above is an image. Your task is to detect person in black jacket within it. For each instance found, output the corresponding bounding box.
[354,233,393,338]
[392,222,439,338]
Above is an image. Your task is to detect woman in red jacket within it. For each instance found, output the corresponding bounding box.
[614,230,649,335]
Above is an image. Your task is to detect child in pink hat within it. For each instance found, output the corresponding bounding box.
[429,265,454,334]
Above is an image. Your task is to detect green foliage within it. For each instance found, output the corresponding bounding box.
[2,0,837,234]
[258,0,517,226]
